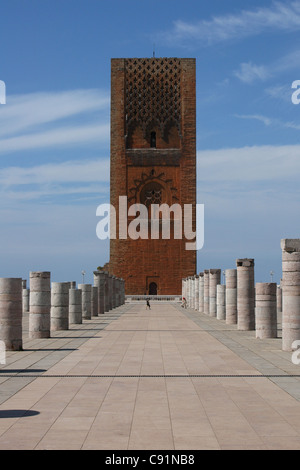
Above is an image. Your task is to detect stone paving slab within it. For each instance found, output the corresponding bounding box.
[178,305,300,400]
[0,302,299,450]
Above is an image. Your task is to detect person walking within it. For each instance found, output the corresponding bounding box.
[146,297,151,310]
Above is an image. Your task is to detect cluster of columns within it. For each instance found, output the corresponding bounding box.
[0,271,125,350]
[182,257,282,345]
[281,239,300,351]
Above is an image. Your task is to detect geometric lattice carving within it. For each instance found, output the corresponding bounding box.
[125,58,181,138]
[140,182,163,209]
[128,169,179,204]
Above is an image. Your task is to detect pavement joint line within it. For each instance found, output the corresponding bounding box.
[172,303,300,401]
[0,373,300,378]
[95,329,235,332]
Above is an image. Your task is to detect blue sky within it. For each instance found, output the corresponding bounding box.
[1,0,300,286]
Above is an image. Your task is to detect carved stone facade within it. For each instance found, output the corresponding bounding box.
[108,57,196,295]
[125,58,181,141]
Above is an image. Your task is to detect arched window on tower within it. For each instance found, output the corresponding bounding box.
[150,131,156,148]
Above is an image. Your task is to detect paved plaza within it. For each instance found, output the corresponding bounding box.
[0,301,300,450]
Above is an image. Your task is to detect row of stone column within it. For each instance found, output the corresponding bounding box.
[183,238,300,353]
[93,271,125,314]
[281,239,300,351]
[183,259,281,341]
[0,271,125,351]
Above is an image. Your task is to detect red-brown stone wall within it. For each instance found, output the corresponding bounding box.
[108,58,196,294]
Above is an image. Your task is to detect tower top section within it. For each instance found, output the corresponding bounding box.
[111,57,195,140]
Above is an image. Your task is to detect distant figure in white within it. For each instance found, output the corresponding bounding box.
[0,80,6,105]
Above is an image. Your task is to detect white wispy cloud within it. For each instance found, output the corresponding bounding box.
[273,48,300,73]
[2,185,109,201]
[0,158,110,200]
[234,114,300,132]
[233,62,270,84]
[197,143,300,182]
[234,49,300,84]
[265,84,293,102]
[0,89,110,153]
[234,114,273,126]
[0,158,109,186]
[4,144,298,201]
[0,123,109,154]
[1,89,109,137]
[159,1,300,46]
[284,121,300,130]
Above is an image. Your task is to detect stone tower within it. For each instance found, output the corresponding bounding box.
[108,57,196,295]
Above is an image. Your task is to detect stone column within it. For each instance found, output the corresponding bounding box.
[94,271,106,314]
[51,282,69,331]
[281,239,300,351]
[121,279,125,305]
[186,277,191,307]
[78,283,92,320]
[91,286,98,317]
[119,279,123,306]
[191,276,195,309]
[204,270,209,314]
[29,271,51,338]
[112,276,117,309]
[189,276,193,308]
[104,271,110,312]
[110,275,114,310]
[70,281,76,289]
[115,278,119,307]
[116,278,121,307]
[118,279,122,306]
[185,278,188,303]
[110,276,114,309]
[217,284,226,320]
[255,282,277,339]
[115,276,119,308]
[0,278,23,350]
[194,275,199,310]
[277,285,282,314]
[187,277,191,308]
[69,288,82,324]
[209,269,221,317]
[236,259,255,331]
[22,279,30,314]
[22,288,30,314]
[198,273,204,313]
[225,269,237,325]
[117,278,120,306]
[182,278,186,301]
